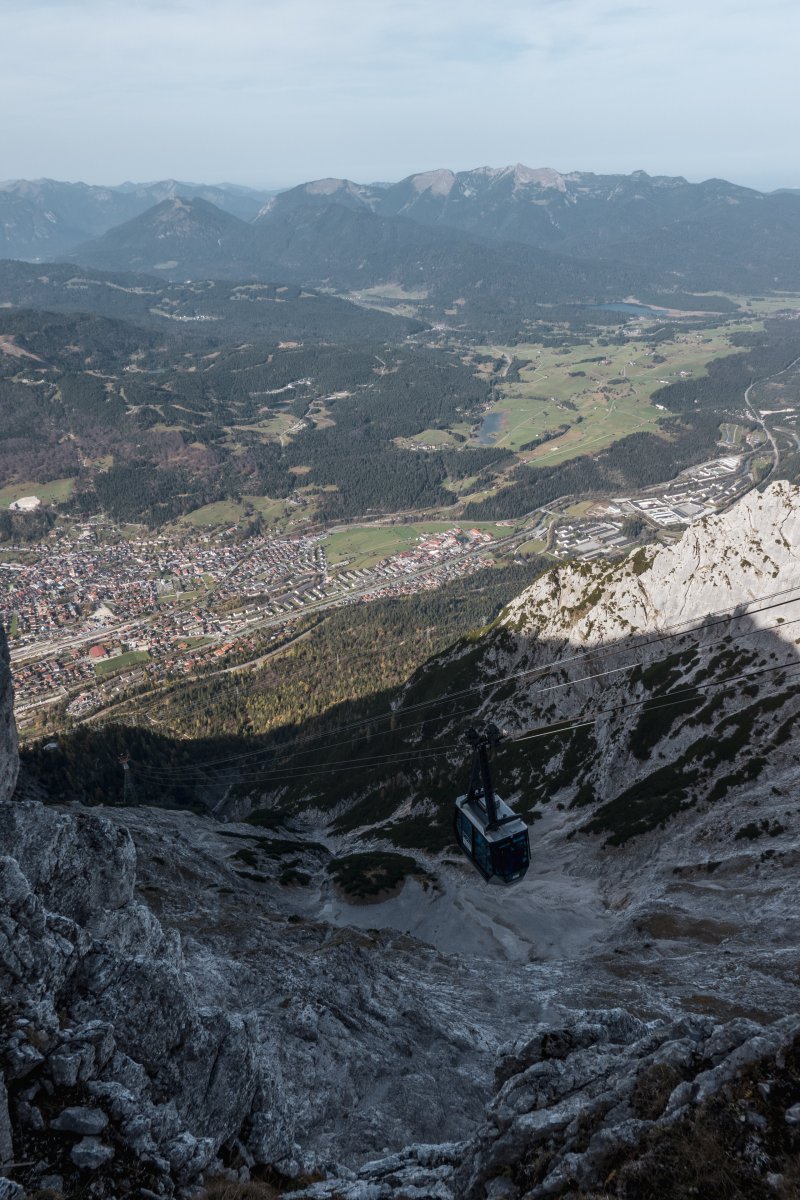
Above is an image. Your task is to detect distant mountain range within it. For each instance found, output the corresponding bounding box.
[264,164,757,251]
[4,165,800,330]
[64,194,646,335]
[256,165,800,293]
[0,178,275,259]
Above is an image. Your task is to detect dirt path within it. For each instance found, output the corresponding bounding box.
[0,335,43,361]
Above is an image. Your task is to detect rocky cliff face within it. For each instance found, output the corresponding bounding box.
[0,724,536,1196]
[292,1008,800,1199]
[0,798,264,1196]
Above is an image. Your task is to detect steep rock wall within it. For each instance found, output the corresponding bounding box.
[408,481,800,860]
[292,1008,800,1199]
[0,799,270,1196]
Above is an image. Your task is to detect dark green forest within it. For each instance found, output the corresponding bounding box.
[3,292,799,531]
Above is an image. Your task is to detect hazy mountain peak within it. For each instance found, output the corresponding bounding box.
[69,194,262,277]
[410,168,456,196]
[304,176,366,198]
[256,176,378,221]
[147,194,231,230]
[510,163,567,191]
[453,163,568,192]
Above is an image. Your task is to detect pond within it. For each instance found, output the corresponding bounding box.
[476,411,505,445]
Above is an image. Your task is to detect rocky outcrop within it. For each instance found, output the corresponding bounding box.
[1,629,282,1195]
[455,1009,800,1199]
[0,799,263,1196]
[293,1008,800,1199]
[90,798,558,1165]
[0,783,535,1195]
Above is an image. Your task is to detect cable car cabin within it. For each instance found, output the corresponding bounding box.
[456,724,531,884]
[454,792,531,884]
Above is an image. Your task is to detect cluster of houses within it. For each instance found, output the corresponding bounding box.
[8,522,497,718]
[1,528,328,651]
[359,527,493,577]
[359,550,493,603]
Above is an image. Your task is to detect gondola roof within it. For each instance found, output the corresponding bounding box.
[455,792,528,841]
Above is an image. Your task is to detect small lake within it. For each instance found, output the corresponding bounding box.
[476,411,505,445]
[583,302,669,317]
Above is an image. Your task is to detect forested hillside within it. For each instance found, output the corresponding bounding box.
[0,301,507,527]
[3,267,799,534]
[0,260,422,340]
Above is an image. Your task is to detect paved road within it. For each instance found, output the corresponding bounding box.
[742,354,800,479]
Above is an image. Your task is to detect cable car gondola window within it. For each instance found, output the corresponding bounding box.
[491,831,530,881]
[473,828,491,877]
[456,810,473,855]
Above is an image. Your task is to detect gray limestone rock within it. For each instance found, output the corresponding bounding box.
[51,1105,109,1135]
[300,1011,800,1200]
[0,798,259,1194]
[70,1136,115,1169]
[15,1100,44,1132]
[453,1011,800,1199]
[0,1076,12,1169]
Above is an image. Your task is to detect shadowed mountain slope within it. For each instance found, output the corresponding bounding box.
[69,196,281,281]
[262,164,800,294]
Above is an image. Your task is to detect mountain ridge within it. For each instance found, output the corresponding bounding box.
[5,164,800,304]
[64,163,800,313]
[68,195,279,280]
[0,178,276,260]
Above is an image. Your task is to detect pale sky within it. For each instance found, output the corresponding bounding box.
[3,0,799,190]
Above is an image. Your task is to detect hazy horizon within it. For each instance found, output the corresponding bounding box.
[3,161,799,195]
[4,0,800,193]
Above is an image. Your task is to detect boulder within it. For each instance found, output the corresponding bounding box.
[70,1136,115,1170]
[51,1105,109,1135]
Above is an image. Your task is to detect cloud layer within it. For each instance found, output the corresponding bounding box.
[3,0,798,188]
